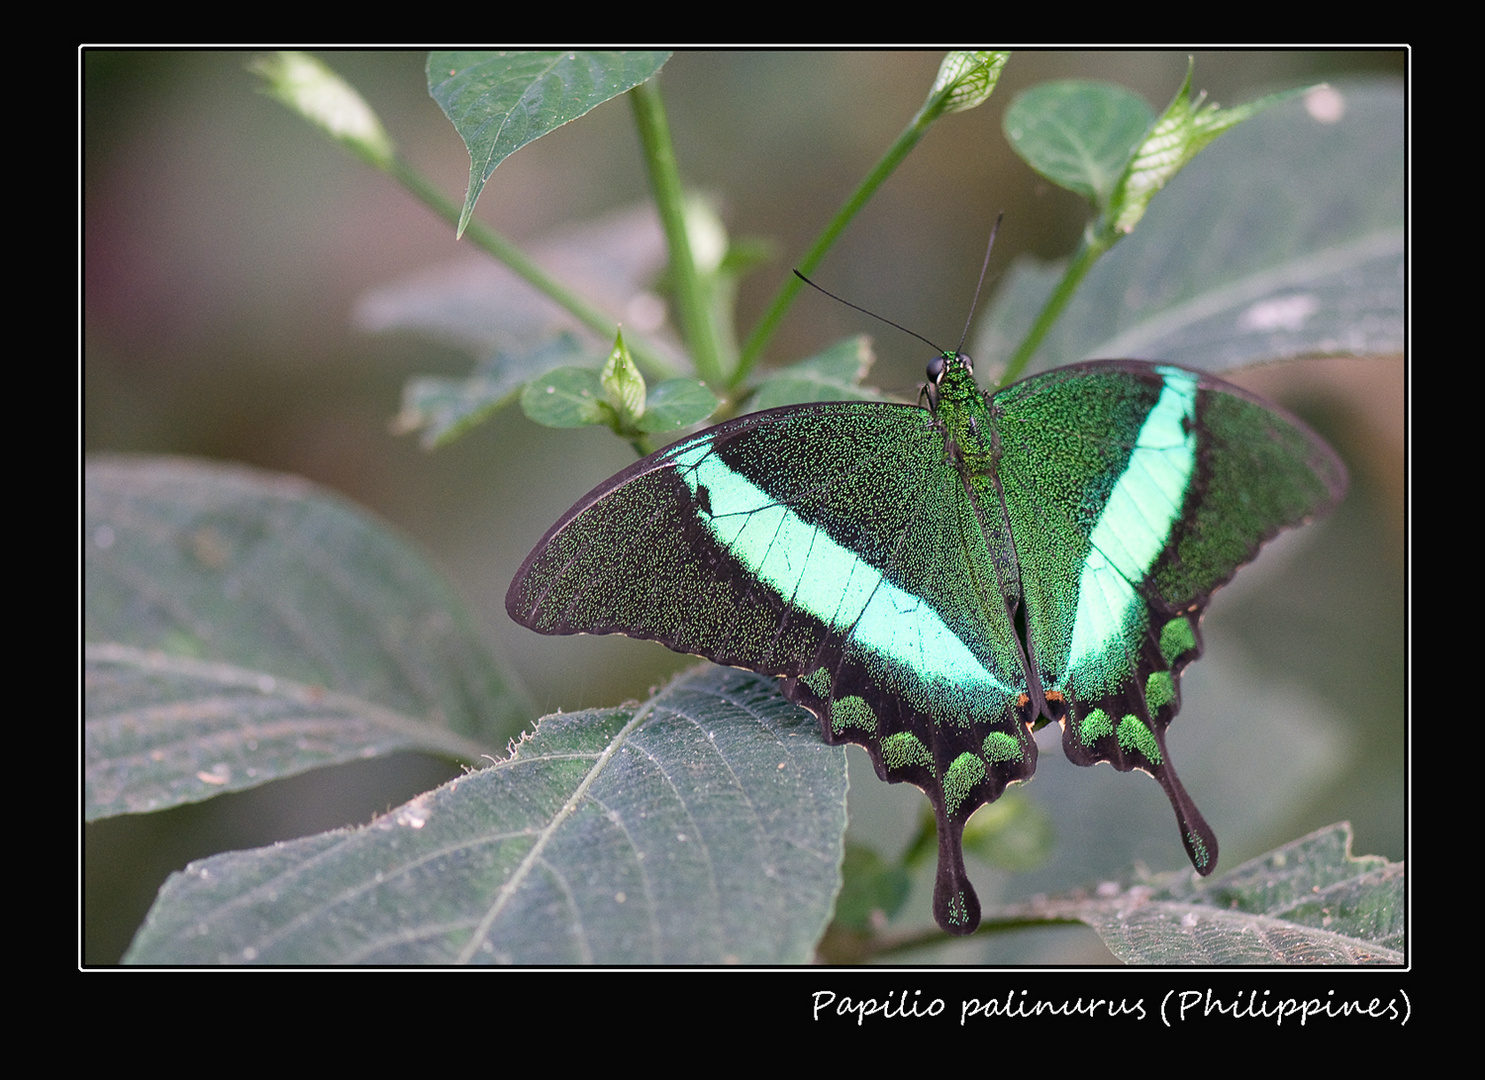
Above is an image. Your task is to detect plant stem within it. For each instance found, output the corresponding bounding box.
[736,83,959,383]
[998,229,1111,386]
[385,154,679,379]
[630,79,725,389]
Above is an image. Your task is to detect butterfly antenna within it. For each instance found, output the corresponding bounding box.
[956,211,1004,355]
[793,269,945,355]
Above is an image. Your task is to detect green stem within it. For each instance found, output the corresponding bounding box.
[736,84,958,383]
[998,228,1112,386]
[385,154,679,379]
[630,79,725,389]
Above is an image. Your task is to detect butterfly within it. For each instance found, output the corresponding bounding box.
[506,349,1346,935]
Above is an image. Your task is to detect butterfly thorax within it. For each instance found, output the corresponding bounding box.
[928,352,997,477]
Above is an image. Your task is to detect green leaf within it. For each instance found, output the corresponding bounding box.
[1003,80,1155,207]
[250,52,395,171]
[520,365,607,428]
[393,334,592,448]
[427,51,672,237]
[995,824,1403,964]
[1111,61,1313,234]
[123,667,849,965]
[931,51,1009,115]
[635,377,719,432]
[749,337,883,411]
[519,365,717,437]
[594,330,721,437]
[979,82,1403,375]
[84,457,527,821]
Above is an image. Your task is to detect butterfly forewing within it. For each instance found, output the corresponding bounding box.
[508,394,1041,934]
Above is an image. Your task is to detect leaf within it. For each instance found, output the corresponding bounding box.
[250,52,395,171]
[519,365,717,434]
[84,457,528,820]
[977,82,1403,375]
[427,51,672,237]
[393,334,593,448]
[931,51,1009,115]
[123,667,849,965]
[520,365,607,428]
[1003,80,1154,206]
[748,337,883,411]
[1111,63,1311,234]
[996,823,1403,964]
[637,378,719,432]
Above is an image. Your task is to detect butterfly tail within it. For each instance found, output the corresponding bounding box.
[1148,748,1219,876]
[1060,709,1219,876]
[932,810,981,935]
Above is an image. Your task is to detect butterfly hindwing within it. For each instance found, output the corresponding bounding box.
[990,361,1346,873]
[508,396,1040,934]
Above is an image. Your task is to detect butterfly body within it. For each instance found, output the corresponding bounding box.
[507,353,1346,935]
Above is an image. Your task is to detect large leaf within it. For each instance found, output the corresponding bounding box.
[427,51,671,237]
[124,667,848,965]
[977,82,1403,376]
[993,823,1403,964]
[84,457,527,820]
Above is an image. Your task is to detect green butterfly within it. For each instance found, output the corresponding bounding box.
[506,351,1346,935]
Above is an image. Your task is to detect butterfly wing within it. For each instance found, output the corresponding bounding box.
[507,399,1039,934]
[991,361,1347,873]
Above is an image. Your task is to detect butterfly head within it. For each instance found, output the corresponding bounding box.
[924,351,974,411]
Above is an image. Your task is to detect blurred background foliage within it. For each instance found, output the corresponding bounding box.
[84,50,1404,963]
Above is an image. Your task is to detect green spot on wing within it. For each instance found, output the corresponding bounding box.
[1159,615,1197,664]
[881,732,933,773]
[1080,708,1114,745]
[942,889,971,929]
[801,666,831,697]
[1116,714,1161,764]
[830,695,877,735]
[1145,670,1174,711]
[944,753,986,816]
[982,731,1024,764]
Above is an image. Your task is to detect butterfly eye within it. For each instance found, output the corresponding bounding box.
[956,352,974,375]
[926,353,949,383]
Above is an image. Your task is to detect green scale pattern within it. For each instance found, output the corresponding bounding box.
[508,354,1346,935]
